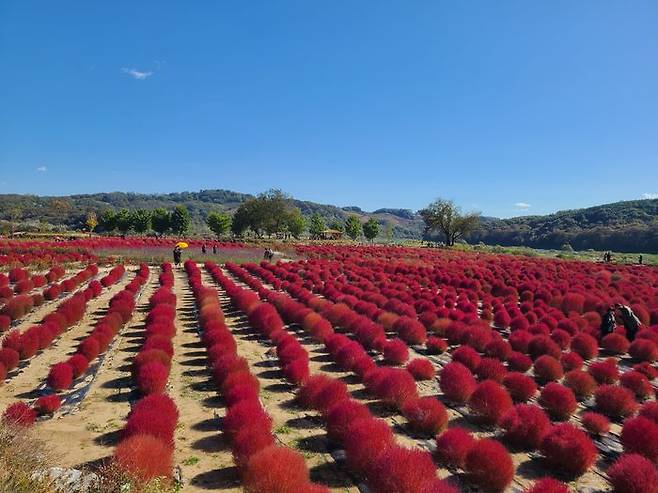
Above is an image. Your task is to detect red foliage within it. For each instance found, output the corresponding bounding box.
[0,348,19,371]
[503,372,538,402]
[564,370,598,400]
[588,358,619,384]
[581,412,610,436]
[594,385,638,418]
[633,362,658,380]
[112,434,173,482]
[451,345,481,371]
[326,399,372,443]
[298,375,348,413]
[465,439,515,492]
[607,453,658,493]
[570,333,599,360]
[426,336,448,354]
[402,397,448,435]
[383,338,409,365]
[223,400,272,441]
[136,361,169,395]
[507,351,533,372]
[468,380,513,426]
[602,333,630,354]
[392,317,427,345]
[540,423,597,477]
[374,368,418,408]
[629,339,658,362]
[78,337,100,361]
[47,362,74,391]
[434,427,476,469]
[439,362,476,404]
[343,417,394,474]
[533,355,563,383]
[528,335,562,360]
[66,354,90,378]
[368,446,437,493]
[620,370,653,399]
[539,383,577,420]
[232,426,275,470]
[242,445,310,493]
[2,402,36,427]
[639,401,658,424]
[561,351,584,371]
[523,478,571,493]
[501,404,551,449]
[406,358,435,380]
[475,357,507,382]
[0,315,10,332]
[620,416,658,462]
[34,394,62,415]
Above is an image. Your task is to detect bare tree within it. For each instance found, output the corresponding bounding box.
[420,198,480,246]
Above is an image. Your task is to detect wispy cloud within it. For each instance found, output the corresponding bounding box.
[36,166,47,172]
[514,202,531,209]
[122,67,153,80]
[642,193,658,199]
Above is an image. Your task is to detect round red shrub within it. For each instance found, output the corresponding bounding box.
[0,348,19,371]
[607,453,658,493]
[539,423,597,477]
[66,354,90,378]
[507,351,533,372]
[561,351,583,371]
[528,335,562,360]
[629,339,658,362]
[223,400,271,441]
[564,370,598,400]
[136,361,169,395]
[368,446,437,493]
[633,362,658,380]
[465,438,514,492]
[581,412,610,436]
[34,394,62,415]
[326,399,371,443]
[639,401,658,424]
[570,333,599,360]
[501,404,550,450]
[402,397,448,435]
[451,345,481,371]
[383,338,409,365]
[503,372,537,402]
[343,417,394,474]
[485,338,512,361]
[475,357,507,382]
[533,355,563,383]
[426,336,448,354]
[407,358,435,380]
[523,478,571,493]
[232,426,275,470]
[602,333,630,355]
[47,362,74,391]
[620,416,658,461]
[588,358,619,384]
[539,383,577,420]
[374,369,418,408]
[468,380,513,426]
[78,337,100,362]
[434,427,475,469]
[439,362,476,404]
[594,385,638,418]
[112,434,173,482]
[2,402,36,427]
[620,370,653,399]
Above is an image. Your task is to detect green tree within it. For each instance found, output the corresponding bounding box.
[115,209,132,234]
[231,205,252,237]
[345,215,362,241]
[308,212,326,239]
[99,210,116,232]
[286,208,305,239]
[420,198,480,246]
[170,205,191,235]
[328,219,344,232]
[151,208,171,236]
[363,218,380,242]
[131,209,152,234]
[384,221,394,242]
[206,211,231,238]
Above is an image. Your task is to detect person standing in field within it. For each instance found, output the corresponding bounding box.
[600,306,616,337]
[615,304,641,341]
[201,243,207,254]
[173,246,182,266]
[212,244,217,254]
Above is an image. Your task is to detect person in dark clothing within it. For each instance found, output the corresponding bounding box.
[201,244,207,254]
[173,246,182,266]
[615,304,641,341]
[212,244,217,254]
[263,248,274,262]
[600,306,616,338]
[639,255,643,265]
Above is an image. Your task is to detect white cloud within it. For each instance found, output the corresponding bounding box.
[514,202,531,209]
[36,166,47,172]
[642,193,658,199]
[122,67,153,80]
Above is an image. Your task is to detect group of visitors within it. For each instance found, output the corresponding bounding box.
[600,304,642,340]
[172,243,221,267]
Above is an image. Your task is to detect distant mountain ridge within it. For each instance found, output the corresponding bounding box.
[0,190,656,252]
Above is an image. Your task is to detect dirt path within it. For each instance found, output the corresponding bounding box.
[30,268,157,470]
[0,272,131,409]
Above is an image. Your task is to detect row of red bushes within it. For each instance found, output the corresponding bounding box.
[47,264,149,393]
[188,261,332,493]
[111,263,179,484]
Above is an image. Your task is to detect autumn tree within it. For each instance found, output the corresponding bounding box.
[85,211,98,236]
[420,198,480,246]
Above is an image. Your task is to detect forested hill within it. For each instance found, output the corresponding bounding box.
[0,190,656,252]
[467,199,658,253]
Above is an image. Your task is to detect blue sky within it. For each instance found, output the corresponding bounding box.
[1,1,657,218]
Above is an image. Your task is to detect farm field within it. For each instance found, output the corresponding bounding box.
[1,238,658,492]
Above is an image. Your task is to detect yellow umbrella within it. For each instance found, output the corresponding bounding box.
[175,242,189,249]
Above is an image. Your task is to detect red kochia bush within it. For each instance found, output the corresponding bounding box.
[0,348,19,371]
[368,446,437,493]
[439,362,476,404]
[629,339,658,362]
[539,383,577,420]
[47,362,74,391]
[34,394,62,415]
[434,427,475,469]
[468,380,513,426]
[406,358,435,380]
[0,315,10,332]
[383,338,409,365]
[426,336,448,354]
[607,453,658,493]
[2,402,36,427]
[343,417,394,474]
[620,370,653,399]
[581,412,610,436]
[540,424,597,477]
[523,478,571,493]
[620,416,658,462]
[465,439,514,492]
[326,399,371,443]
[475,357,507,382]
[602,333,630,354]
[243,445,309,493]
[232,426,275,470]
[564,370,597,400]
[136,361,169,395]
[113,434,173,482]
[639,401,658,423]
[588,358,619,384]
[533,355,563,383]
[503,372,537,402]
[501,404,551,450]
[66,354,90,378]
[594,385,638,419]
[402,397,448,435]
[375,369,418,407]
[561,351,583,371]
[451,345,481,371]
[507,351,533,372]
[570,333,599,360]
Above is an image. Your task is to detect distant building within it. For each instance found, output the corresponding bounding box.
[320,229,343,240]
